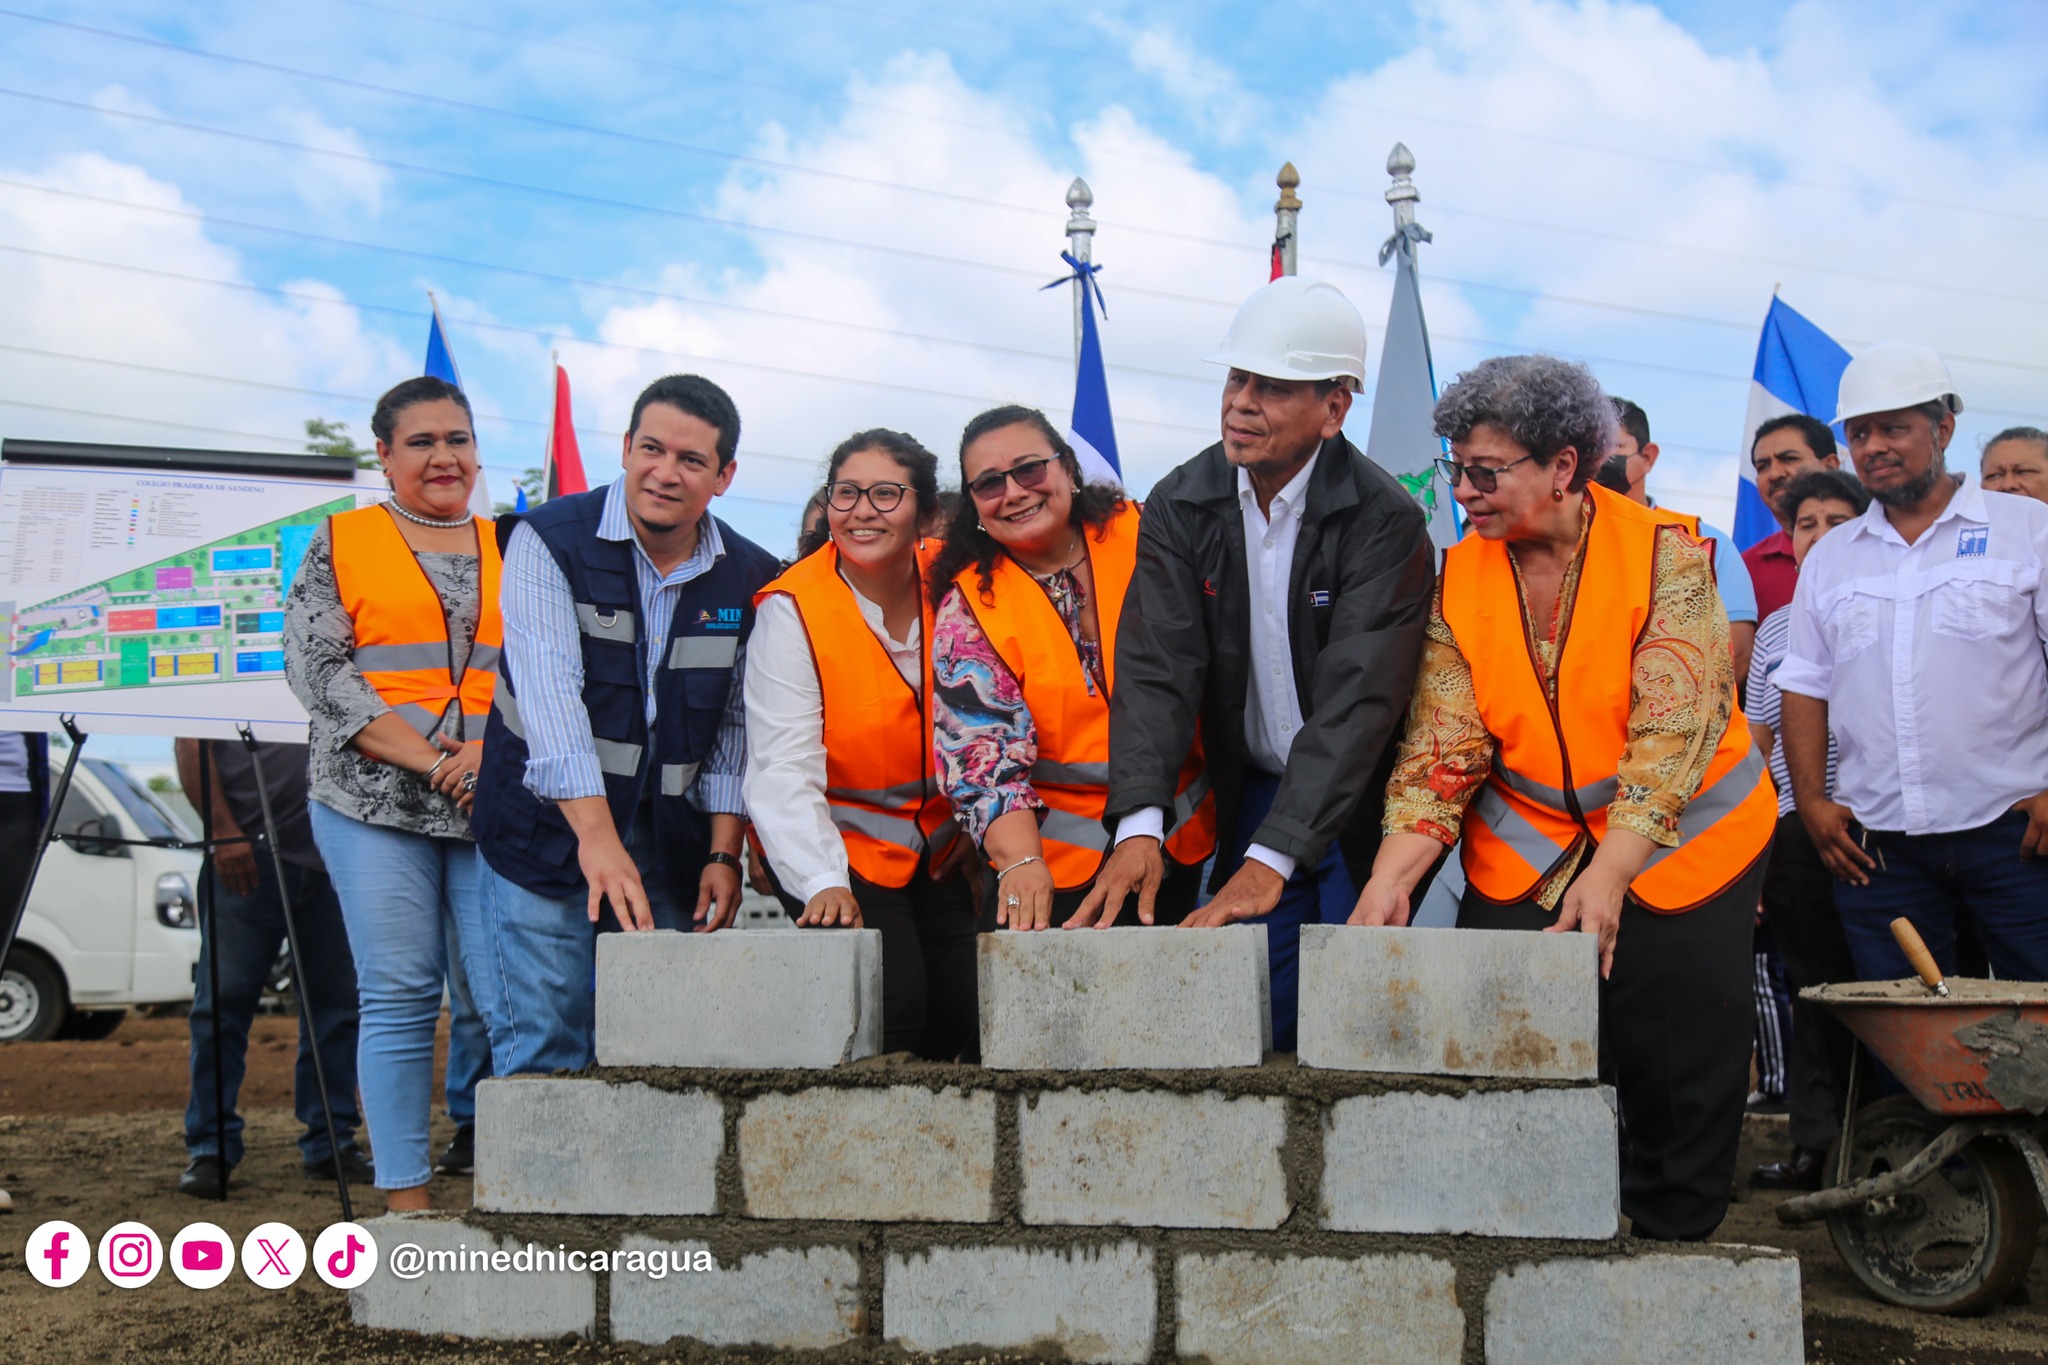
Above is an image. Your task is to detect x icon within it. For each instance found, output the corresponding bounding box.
[256,1238,292,1275]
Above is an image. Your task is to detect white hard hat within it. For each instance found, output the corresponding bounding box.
[1205,276,1368,390]
[1836,341,1964,425]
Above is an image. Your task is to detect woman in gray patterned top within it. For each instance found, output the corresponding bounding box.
[284,376,501,1213]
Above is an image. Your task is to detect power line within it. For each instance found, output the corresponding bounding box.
[4,16,2041,311]
[783,0,2048,228]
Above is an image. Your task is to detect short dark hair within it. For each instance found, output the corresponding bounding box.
[371,376,472,446]
[928,404,1124,605]
[1751,413,1837,461]
[1776,468,1870,525]
[629,374,740,467]
[1608,396,1650,450]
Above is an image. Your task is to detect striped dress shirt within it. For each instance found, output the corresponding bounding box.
[499,479,747,813]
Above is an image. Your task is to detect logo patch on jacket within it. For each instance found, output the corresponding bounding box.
[697,607,744,630]
[1957,525,1989,558]
[1308,589,1331,608]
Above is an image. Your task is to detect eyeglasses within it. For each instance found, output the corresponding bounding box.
[1435,452,1540,494]
[825,480,913,514]
[967,457,1053,503]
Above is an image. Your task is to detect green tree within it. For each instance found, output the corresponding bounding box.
[305,417,377,469]
[493,466,545,518]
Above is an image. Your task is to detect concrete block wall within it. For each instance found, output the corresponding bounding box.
[368,1060,1801,1362]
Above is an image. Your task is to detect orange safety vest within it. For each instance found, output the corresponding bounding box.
[958,503,1217,890]
[1439,484,1774,911]
[329,504,502,742]
[754,541,958,889]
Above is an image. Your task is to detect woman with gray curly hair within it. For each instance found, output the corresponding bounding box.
[1350,354,1776,1242]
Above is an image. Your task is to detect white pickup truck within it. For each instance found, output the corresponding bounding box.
[1,756,204,1041]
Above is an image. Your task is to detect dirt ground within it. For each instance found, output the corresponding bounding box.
[1,1017,2045,1363]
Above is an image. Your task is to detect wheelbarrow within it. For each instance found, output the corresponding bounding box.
[1776,919,2048,1314]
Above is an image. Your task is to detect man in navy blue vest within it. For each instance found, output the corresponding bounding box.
[470,373,780,1075]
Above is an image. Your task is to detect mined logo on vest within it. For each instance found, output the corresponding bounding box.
[697,607,744,630]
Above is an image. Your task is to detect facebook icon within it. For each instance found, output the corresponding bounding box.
[28,1220,89,1287]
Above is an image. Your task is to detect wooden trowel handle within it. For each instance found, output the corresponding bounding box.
[1890,918,1948,995]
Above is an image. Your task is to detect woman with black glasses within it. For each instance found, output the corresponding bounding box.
[743,429,978,1059]
[1350,354,1775,1242]
[928,405,1216,933]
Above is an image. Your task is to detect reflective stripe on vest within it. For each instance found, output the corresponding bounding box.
[1441,484,1775,911]
[959,504,1218,889]
[330,504,502,742]
[754,541,954,890]
[492,686,643,779]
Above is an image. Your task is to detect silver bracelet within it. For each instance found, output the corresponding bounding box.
[994,855,1043,882]
[423,752,451,782]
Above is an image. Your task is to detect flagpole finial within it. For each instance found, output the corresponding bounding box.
[1275,162,1301,211]
[1065,177,1095,232]
[1064,178,1097,360]
[1385,143,1420,230]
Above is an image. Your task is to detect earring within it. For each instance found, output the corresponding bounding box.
[1552,488,1565,502]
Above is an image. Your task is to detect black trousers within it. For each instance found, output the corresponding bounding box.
[1459,853,1766,1241]
[1031,856,1203,930]
[0,791,38,943]
[1760,814,1858,1152]
[850,864,979,1062]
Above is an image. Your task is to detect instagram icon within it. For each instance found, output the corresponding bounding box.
[97,1221,163,1288]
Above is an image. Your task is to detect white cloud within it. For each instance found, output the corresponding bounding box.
[0,153,407,453]
[269,109,392,218]
[1109,21,1263,144]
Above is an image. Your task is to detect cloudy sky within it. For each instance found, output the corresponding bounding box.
[2,0,2044,554]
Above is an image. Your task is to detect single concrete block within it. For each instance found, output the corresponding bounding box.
[349,1214,595,1340]
[1176,1251,1464,1365]
[609,1237,863,1349]
[1297,924,1598,1080]
[473,1078,722,1215]
[596,927,881,1067]
[1019,1089,1289,1228]
[885,1242,1155,1364]
[978,925,1270,1070]
[1484,1249,1804,1364]
[740,1085,996,1222]
[1322,1087,1618,1238]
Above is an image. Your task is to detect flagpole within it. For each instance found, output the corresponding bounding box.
[1063,178,1095,364]
[1273,163,1300,277]
[543,348,559,505]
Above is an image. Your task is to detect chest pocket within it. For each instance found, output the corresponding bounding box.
[1824,592,1880,664]
[1932,574,2023,642]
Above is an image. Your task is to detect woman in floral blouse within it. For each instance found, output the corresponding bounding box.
[1349,354,1775,1244]
[928,406,1208,931]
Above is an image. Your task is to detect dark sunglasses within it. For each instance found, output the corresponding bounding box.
[1435,452,1540,494]
[967,456,1053,503]
[825,480,912,514]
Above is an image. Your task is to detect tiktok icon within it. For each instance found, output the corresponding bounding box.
[312,1222,378,1289]
[26,1220,90,1288]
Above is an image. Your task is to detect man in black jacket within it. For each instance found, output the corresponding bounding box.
[1073,277,1434,1051]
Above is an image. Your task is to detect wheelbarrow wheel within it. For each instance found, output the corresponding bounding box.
[1825,1095,2042,1315]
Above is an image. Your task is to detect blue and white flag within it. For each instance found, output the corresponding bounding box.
[423,296,491,517]
[1736,297,1849,549]
[1046,252,1121,487]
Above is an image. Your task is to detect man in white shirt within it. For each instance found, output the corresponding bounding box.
[1776,343,2048,982]
[1072,277,1435,1051]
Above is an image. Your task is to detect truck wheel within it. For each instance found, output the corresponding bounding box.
[0,951,68,1042]
[57,1009,126,1041]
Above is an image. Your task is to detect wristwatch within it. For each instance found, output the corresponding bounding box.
[705,851,742,871]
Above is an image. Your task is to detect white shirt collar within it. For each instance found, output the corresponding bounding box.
[1235,448,1320,522]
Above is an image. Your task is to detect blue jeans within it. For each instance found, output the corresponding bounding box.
[309,802,488,1191]
[1835,810,2048,982]
[1223,770,1358,1052]
[185,851,360,1167]
[472,802,687,1076]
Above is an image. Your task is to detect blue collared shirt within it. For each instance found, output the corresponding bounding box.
[499,479,747,812]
